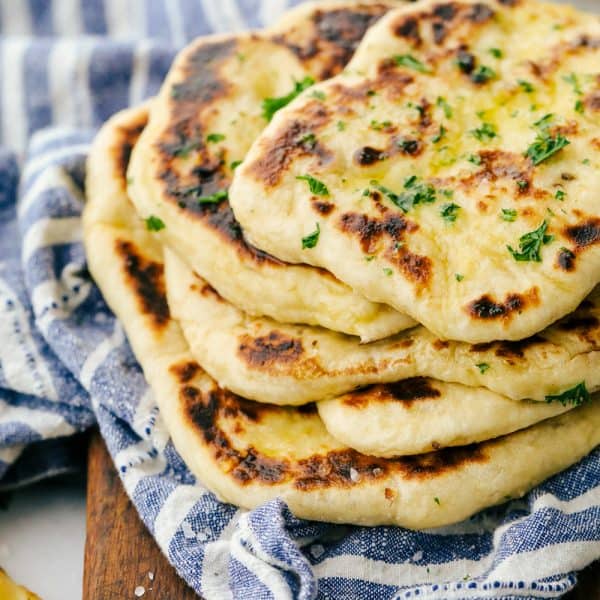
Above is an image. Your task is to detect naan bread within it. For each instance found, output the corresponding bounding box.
[128,1,416,342]
[84,104,600,529]
[165,246,600,405]
[230,0,600,343]
[318,379,570,457]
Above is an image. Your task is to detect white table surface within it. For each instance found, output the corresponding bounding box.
[0,0,597,598]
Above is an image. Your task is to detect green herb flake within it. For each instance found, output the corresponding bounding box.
[507,220,554,262]
[545,382,590,406]
[370,119,392,131]
[518,79,535,93]
[440,202,461,223]
[455,273,464,282]
[555,189,565,201]
[436,96,453,119]
[583,158,591,165]
[126,176,134,186]
[394,54,431,73]
[501,208,518,222]
[471,122,497,142]
[337,121,346,131]
[145,215,165,232]
[467,154,482,165]
[434,497,441,506]
[230,160,242,171]
[365,255,376,262]
[300,133,317,147]
[575,99,585,114]
[476,363,490,374]
[197,189,228,205]
[302,223,321,249]
[517,180,528,190]
[383,267,393,276]
[471,65,496,84]
[533,113,555,130]
[261,76,315,121]
[296,174,329,196]
[311,90,326,101]
[369,176,437,213]
[525,132,570,166]
[432,125,447,143]
[489,48,503,59]
[206,133,225,144]
[563,72,583,95]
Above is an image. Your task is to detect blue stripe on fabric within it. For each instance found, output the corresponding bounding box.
[145,45,175,98]
[133,476,179,528]
[24,42,52,137]
[229,557,275,600]
[0,422,41,446]
[88,42,134,124]
[81,0,107,35]
[181,0,209,42]
[27,0,53,36]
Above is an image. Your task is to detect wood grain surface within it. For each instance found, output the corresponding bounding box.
[83,431,598,600]
[83,432,200,600]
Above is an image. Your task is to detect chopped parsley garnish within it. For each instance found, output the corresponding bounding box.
[440,202,460,223]
[145,215,165,231]
[337,121,346,131]
[432,125,447,143]
[507,220,554,262]
[476,363,490,374]
[383,267,393,276]
[366,89,377,97]
[369,176,436,213]
[206,133,225,143]
[172,141,200,158]
[518,79,535,93]
[300,133,317,147]
[455,273,464,282]
[436,96,453,119]
[434,497,441,506]
[555,189,565,201]
[575,99,584,114]
[197,189,228,204]
[230,160,242,170]
[396,138,420,154]
[533,113,554,130]
[517,180,528,190]
[467,154,482,165]
[525,132,570,166]
[471,122,497,142]
[471,65,496,84]
[583,158,591,165]
[311,90,326,101]
[302,223,320,249]
[501,208,517,222]
[296,174,329,196]
[261,76,315,121]
[489,48,503,59]
[545,382,590,406]
[394,54,431,73]
[370,119,392,131]
[562,72,583,95]
[365,255,376,262]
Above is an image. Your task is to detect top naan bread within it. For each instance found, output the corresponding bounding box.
[230,0,600,343]
[127,0,416,342]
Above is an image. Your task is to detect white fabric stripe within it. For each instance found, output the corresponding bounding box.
[2,38,29,153]
[103,0,134,38]
[131,0,148,40]
[118,440,168,496]
[199,0,229,33]
[18,166,67,220]
[51,0,83,36]
[0,1,32,35]
[231,519,294,600]
[129,39,152,106]
[73,38,94,128]
[0,400,75,438]
[22,143,91,182]
[29,126,86,153]
[79,322,125,390]
[214,0,246,32]
[153,484,209,550]
[0,445,24,464]
[49,38,80,130]
[260,0,288,27]
[21,217,83,265]
[165,0,187,47]
[489,541,600,583]
[531,487,600,516]
[0,271,58,401]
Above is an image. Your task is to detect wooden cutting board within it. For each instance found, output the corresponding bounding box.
[82,431,598,599]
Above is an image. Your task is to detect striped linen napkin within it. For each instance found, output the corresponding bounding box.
[1,1,599,598]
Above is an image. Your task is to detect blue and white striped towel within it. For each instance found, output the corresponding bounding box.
[2,1,599,598]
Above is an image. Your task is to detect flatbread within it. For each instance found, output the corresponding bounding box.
[128,1,416,342]
[84,104,600,529]
[317,378,570,457]
[230,0,600,343]
[165,245,600,405]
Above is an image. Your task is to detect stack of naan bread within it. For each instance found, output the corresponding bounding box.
[84,0,600,529]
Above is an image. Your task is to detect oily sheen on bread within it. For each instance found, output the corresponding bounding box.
[84,104,600,529]
[164,245,600,405]
[127,1,416,342]
[230,0,600,343]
